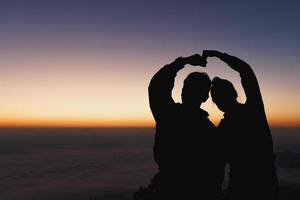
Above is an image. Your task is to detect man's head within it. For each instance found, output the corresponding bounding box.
[210,77,238,112]
[181,72,211,107]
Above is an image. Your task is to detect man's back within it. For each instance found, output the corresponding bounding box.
[153,103,223,198]
[147,55,224,199]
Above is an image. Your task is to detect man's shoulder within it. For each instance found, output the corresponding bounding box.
[198,109,216,129]
[198,108,210,118]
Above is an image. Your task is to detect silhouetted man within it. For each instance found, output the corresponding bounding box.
[147,54,224,199]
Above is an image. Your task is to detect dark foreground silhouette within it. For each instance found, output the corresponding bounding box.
[207,50,279,200]
[133,51,279,200]
[135,54,224,200]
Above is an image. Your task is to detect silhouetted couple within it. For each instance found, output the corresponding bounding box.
[137,51,279,200]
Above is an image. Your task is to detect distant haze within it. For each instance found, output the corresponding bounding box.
[0,128,299,200]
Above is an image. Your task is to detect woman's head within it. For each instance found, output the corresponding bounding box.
[211,77,238,112]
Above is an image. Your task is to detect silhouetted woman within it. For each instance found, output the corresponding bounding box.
[204,50,279,200]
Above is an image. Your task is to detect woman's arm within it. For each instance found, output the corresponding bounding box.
[203,50,264,110]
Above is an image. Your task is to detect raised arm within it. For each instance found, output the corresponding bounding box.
[203,50,264,110]
[148,54,206,121]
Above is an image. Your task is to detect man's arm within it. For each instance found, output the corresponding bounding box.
[148,54,206,121]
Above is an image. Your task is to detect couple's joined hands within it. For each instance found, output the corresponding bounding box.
[183,50,223,67]
[183,50,250,71]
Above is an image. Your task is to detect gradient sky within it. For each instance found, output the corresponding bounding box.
[0,0,299,127]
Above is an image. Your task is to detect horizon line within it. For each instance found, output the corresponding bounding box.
[0,125,299,129]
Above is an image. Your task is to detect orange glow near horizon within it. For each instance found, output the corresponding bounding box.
[0,115,299,128]
[0,116,155,128]
[0,98,299,128]
[0,40,299,129]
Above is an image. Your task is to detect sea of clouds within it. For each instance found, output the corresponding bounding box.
[0,128,299,200]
